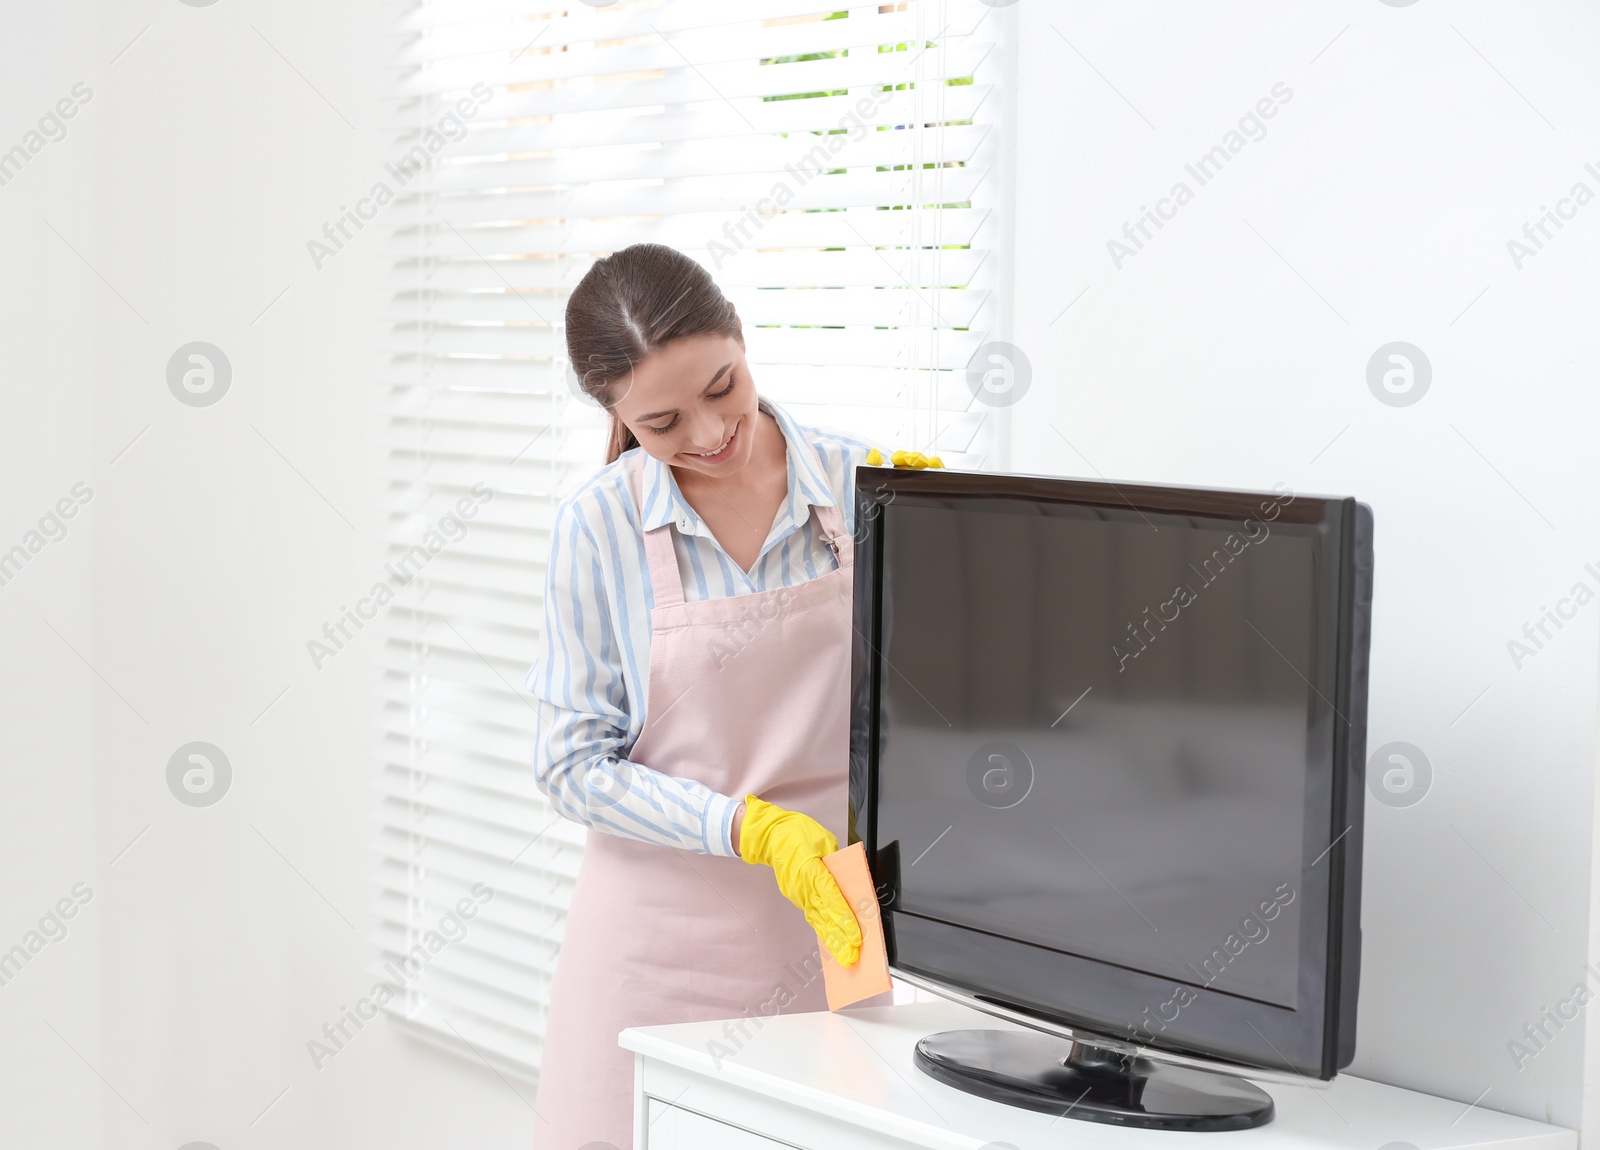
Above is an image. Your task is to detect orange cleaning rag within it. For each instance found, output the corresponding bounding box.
[819,841,893,1010]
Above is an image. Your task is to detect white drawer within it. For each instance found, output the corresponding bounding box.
[645,1098,802,1150]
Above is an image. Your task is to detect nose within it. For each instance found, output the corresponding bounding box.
[681,412,727,452]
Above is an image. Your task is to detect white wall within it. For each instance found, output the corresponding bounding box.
[1,2,534,1147]
[1008,0,1600,1135]
[0,5,103,1148]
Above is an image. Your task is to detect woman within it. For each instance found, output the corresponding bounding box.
[527,243,894,1148]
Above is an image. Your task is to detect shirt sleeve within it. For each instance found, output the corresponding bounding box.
[527,494,743,857]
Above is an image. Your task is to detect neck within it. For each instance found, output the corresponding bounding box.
[748,407,784,475]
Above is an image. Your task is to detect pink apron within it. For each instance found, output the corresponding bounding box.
[531,448,855,1150]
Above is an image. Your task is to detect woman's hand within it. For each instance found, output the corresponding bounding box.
[737,795,862,966]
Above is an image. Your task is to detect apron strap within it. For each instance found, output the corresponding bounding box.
[631,452,688,610]
[806,433,854,570]
[812,499,853,569]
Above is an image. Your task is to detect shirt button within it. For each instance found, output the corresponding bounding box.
[678,516,691,532]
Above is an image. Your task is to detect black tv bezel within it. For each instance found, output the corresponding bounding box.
[849,466,1369,1081]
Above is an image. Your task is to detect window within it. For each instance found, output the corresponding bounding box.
[378,0,1012,1082]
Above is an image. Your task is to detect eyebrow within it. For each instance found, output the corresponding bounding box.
[635,362,734,423]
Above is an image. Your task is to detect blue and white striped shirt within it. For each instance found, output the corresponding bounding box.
[525,400,875,859]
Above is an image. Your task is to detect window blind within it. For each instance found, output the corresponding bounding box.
[377,0,1011,1084]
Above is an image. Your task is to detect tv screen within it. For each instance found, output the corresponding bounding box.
[851,470,1371,1080]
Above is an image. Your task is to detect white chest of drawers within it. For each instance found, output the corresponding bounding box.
[622,1001,1574,1150]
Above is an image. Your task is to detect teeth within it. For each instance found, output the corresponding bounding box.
[694,434,732,457]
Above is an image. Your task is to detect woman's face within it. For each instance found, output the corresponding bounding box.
[606,333,762,480]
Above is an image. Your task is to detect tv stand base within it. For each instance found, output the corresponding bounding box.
[913,1027,1276,1131]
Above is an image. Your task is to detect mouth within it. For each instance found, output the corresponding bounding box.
[683,424,738,465]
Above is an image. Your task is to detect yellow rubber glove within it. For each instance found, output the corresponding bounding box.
[867,447,944,469]
[739,795,863,966]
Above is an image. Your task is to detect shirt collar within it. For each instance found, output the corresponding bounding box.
[636,397,835,538]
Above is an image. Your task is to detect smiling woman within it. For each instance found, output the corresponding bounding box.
[527,243,884,1147]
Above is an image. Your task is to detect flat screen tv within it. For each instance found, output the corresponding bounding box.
[849,467,1373,1130]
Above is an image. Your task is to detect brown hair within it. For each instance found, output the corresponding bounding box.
[565,243,744,463]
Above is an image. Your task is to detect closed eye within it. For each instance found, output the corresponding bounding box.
[643,367,737,435]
